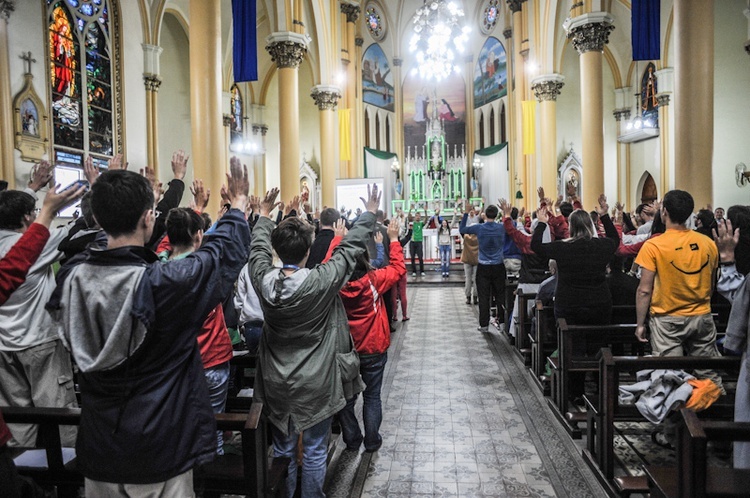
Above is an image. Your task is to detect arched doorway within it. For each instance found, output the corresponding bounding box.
[640,173,657,203]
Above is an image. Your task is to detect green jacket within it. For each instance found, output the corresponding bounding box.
[249,213,373,435]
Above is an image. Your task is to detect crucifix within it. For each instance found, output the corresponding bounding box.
[20,52,36,76]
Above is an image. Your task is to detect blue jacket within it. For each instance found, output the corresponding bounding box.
[459,214,506,265]
[48,209,250,484]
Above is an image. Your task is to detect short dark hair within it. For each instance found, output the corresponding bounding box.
[91,170,154,237]
[510,207,519,220]
[376,210,385,222]
[271,217,314,265]
[662,190,694,225]
[695,209,714,229]
[200,213,212,231]
[166,208,204,247]
[320,207,339,227]
[485,205,499,220]
[80,192,97,228]
[0,190,35,230]
[635,203,647,216]
[559,202,574,218]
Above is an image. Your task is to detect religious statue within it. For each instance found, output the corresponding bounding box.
[566,171,579,198]
[642,65,657,112]
[430,139,442,171]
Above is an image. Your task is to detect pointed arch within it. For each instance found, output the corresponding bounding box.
[364,108,371,148]
[385,115,391,152]
[489,107,496,147]
[479,111,485,150]
[375,112,381,150]
[500,101,507,143]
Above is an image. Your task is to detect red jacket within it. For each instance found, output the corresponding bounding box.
[0,223,50,306]
[325,239,405,354]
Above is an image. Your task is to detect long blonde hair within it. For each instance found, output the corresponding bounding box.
[565,210,595,241]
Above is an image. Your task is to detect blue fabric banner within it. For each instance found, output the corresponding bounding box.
[632,0,660,61]
[232,0,258,82]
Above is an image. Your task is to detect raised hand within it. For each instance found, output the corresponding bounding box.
[248,194,260,213]
[360,183,381,214]
[220,185,231,205]
[83,155,99,185]
[189,179,210,212]
[226,156,250,212]
[535,206,549,224]
[537,186,545,201]
[333,218,348,238]
[171,150,189,180]
[374,231,383,244]
[140,166,163,202]
[35,183,87,228]
[259,188,281,218]
[288,195,301,214]
[28,160,54,192]
[713,219,739,264]
[595,193,609,216]
[498,198,511,218]
[555,195,563,210]
[519,206,526,219]
[387,220,400,241]
[108,153,126,171]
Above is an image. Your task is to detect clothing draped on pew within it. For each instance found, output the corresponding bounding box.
[618,369,695,423]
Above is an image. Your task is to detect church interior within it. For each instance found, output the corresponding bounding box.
[1,0,750,497]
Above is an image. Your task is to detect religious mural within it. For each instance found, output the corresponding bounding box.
[230,84,243,146]
[402,69,466,151]
[20,99,40,137]
[473,37,507,108]
[48,0,114,157]
[362,44,394,112]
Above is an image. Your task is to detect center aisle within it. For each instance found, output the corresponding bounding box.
[325,285,606,497]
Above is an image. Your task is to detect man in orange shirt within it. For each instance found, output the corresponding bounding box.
[634,190,722,388]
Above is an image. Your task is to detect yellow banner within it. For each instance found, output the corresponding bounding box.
[339,109,351,161]
[522,100,536,155]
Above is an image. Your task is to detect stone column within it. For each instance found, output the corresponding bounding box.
[464,54,475,196]
[0,1,15,187]
[354,36,365,177]
[189,0,224,215]
[310,86,341,208]
[266,32,308,200]
[531,74,564,200]
[508,0,527,205]
[142,44,163,177]
[392,57,404,175]
[503,26,515,200]
[612,107,631,204]
[674,0,713,208]
[564,12,614,208]
[744,7,750,57]
[341,3,360,178]
[656,93,671,197]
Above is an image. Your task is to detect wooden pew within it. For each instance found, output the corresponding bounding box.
[503,277,519,338]
[2,403,288,498]
[644,408,750,498]
[530,301,555,395]
[582,350,741,496]
[512,290,536,366]
[550,318,642,438]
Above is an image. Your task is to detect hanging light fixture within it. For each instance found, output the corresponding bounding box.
[409,1,471,81]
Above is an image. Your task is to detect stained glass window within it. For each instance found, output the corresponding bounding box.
[48,0,117,163]
[364,6,384,40]
[481,0,500,34]
[230,84,243,146]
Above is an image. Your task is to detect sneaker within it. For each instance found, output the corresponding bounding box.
[466,298,471,305]
[412,272,416,276]
[473,296,478,305]
[420,272,425,276]
[477,326,489,333]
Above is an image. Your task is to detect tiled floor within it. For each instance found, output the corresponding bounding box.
[325,285,607,497]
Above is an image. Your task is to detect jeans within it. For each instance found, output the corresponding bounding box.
[272,416,332,498]
[204,362,231,455]
[410,241,424,273]
[439,245,451,273]
[243,323,263,354]
[476,264,506,328]
[338,353,387,451]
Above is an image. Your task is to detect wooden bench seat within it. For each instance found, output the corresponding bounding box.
[2,402,288,498]
[644,408,750,498]
[581,350,741,496]
[512,291,536,366]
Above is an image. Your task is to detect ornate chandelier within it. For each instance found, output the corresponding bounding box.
[409,1,470,81]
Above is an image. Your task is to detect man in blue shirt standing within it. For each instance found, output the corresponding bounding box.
[459,201,506,333]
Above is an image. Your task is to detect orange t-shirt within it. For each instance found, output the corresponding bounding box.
[634,228,717,316]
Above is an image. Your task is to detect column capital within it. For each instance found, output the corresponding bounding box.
[612,109,631,122]
[340,3,361,23]
[266,32,309,69]
[223,115,233,127]
[0,0,14,20]
[655,93,671,107]
[354,37,364,47]
[506,0,526,14]
[530,74,565,102]
[142,43,164,77]
[393,57,403,67]
[143,74,162,92]
[564,12,615,55]
[260,125,268,136]
[503,28,512,40]
[310,85,342,111]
